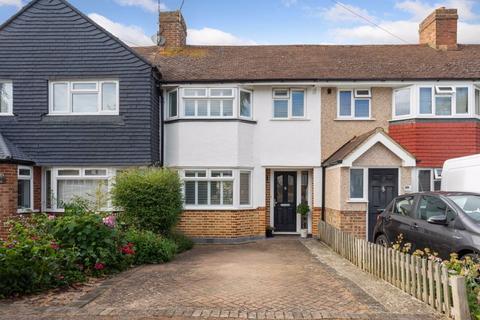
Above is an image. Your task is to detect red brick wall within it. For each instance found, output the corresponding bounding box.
[159,11,186,48]
[0,164,17,240]
[33,166,42,211]
[324,207,366,239]
[419,8,458,50]
[177,208,266,239]
[389,120,480,168]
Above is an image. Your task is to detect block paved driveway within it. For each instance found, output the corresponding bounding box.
[0,238,442,320]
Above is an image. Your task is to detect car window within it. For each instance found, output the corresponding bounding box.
[447,195,480,222]
[418,196,455,222]
[393,196,415,217]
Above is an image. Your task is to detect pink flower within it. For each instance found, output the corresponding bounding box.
[94,262,105,270]
[48,215,55,220]
[102,215,116,228]
[50,242,60,250]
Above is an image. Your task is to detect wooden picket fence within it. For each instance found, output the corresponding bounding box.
[317,221,471,320]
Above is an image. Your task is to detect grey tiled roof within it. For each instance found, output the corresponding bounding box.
[0,133,34,164]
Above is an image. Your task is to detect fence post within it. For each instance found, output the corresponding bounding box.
[450,276,471,320]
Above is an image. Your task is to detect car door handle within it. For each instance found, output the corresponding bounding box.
[410,223,419,230]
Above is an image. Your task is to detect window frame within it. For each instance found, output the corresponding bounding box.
[393,87,412,118]
[239,89,253,119]
[416,168,442,192]
[337,89,371,120]
[180,87,236,119]
[167,88,179,119]
[348,168,368,202]
[272,88,306,120]
[44,167,115,212]
[49,80,119,115]
[181,168,253,209]
[239,170,252,207]
[0,81,13,116]
[17,166,34,213]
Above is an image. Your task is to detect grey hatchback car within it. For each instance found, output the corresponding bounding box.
[373,192,480,259]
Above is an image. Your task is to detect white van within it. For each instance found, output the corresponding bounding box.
[442,154,480,193]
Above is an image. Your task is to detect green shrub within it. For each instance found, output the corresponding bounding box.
[125,229,177,264]
[112,168,183,234]
[45,213,130,274]
[169,231,194,253]
[0,220,84,297]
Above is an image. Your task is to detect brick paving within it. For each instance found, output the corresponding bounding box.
[0,238,442,319]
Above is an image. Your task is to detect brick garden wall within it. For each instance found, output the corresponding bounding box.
[177,208,266,240]
[324,207,366,239]
[0,164,17,239]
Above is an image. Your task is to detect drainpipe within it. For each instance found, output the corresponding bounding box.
[321,166,326,221]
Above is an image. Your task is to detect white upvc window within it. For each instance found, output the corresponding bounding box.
[0,81,13,115]
[476,87,480,116]
[418,86,469,116]
[49,80,119,115]
[394,87,411,117]
[167,89,178,119]
[44,167,116,211]
[272,88,306,119]
[239,89,253,119]
[337,89,371,119]
[349,168,367,201]
[18,166,33,212]
[182,168,252,209]
[417,168,442,192]
[182,88,235,118]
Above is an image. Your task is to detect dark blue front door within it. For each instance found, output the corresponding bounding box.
[274,172,297,232]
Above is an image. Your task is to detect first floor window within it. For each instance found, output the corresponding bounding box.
[394,87,411,116]
[350,168,364,199]
[273,88,305,119]
[240,90,252,118]
[168,89,178,118]
[18,166,33,211]
[0,81,13,114]
[183,169,252,207]
[475,88,480,115]
[50,80,119,115]
[338,89,370,119]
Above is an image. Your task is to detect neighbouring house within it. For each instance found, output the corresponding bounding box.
[0,0,161,238]
[135,7,480,242]
[1,1,480,243]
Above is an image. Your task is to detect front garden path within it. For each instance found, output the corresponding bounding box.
[0,238,444,319]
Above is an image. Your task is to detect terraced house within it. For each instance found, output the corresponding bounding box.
[1,0,480,243]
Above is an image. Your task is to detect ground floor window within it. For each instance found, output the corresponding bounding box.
[182,168,252,208]
[44,167,116,211]
[418,168,442,192]
[18,166,33,212]
[349,168,365,200]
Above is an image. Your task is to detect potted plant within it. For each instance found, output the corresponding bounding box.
[297,202,310,238]
[266,226,274,238]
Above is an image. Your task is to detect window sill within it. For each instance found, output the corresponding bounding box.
[165,118,257,124]
[0,113,14,117]
[335,118,376,121]
[270,118,310,121]
[42,115,125,125]
[184,206,252,211]
[347,199,368,203]
[17,209,39,214]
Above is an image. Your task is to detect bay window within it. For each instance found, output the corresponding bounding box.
[168,89,178,118]
[182,169,252,208]
[0,81,13,115]
[338,89,371,119]
[418,168,442,192]
[240,90,252,118]
[49,80,119,115]
[18,166,33,212]
[182,88,234,118]
[475,88,480,115]
[44,168,115,211]
[394,87,411,116]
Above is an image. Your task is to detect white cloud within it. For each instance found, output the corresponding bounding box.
[88,13,154,47]
[0,0,22,8]
[114,0,167,13]
[187,27,257,45]
[319,2,376,23]
[281,0,297,7]
[396,0,478,21]
[327,0,480,44]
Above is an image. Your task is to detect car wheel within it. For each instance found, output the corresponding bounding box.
[462,253,480,263]
[375,234,389,247]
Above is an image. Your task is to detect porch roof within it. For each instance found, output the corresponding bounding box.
[0,133,34,165]
[322,127,416,168]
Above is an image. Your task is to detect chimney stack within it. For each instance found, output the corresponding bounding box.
[419,7,458,50]
[159,11,187,48]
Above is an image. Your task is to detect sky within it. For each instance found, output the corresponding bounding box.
[0,0,479,47]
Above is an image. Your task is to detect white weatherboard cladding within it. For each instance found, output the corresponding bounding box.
[164,86,322,208]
